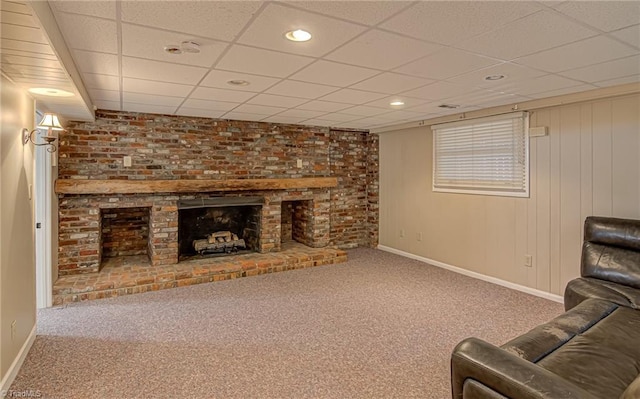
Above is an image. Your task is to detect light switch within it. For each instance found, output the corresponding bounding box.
[123,156,132,167]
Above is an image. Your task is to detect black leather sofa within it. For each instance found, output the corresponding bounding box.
[451,216,640,399]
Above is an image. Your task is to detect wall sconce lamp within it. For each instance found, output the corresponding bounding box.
[22,113,64,153]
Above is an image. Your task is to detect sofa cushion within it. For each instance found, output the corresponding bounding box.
[565,277,640,310]
[536,304,640,398]
[502,298,618,361]
[582,216,640,289]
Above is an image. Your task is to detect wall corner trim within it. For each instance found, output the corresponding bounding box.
[0,324,37,393]
[377,245,564,303]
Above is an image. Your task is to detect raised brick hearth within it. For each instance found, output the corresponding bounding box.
[53,242,347,305]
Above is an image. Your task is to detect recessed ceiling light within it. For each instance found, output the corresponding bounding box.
[438,104,460,109]
[484,74,505,81]
[390,101,405,106]
[28,88,74,97]
[227,79,250,86]
[285,29,312,42]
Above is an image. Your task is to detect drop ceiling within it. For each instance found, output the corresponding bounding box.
[3,1,640,130]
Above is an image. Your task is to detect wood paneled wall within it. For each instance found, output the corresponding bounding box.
[379,93,640,295]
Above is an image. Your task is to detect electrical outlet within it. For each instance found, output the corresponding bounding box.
[524,255,533,267]
[417,232,423,241]
[123,156,132,167]
[296,159,303,168]
[400,229,405,238]
[11,320,16,341]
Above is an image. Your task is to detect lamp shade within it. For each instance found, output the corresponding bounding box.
[37,113,64,130]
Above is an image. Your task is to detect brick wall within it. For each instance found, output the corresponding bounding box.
[57,110,378,273]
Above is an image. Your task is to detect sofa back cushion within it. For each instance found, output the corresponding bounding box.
[582,217,640,289]
[621,375,640,399]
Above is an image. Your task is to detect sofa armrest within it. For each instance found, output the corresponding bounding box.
[451,338,599,399]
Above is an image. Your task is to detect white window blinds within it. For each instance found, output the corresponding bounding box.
[432,111,529,197]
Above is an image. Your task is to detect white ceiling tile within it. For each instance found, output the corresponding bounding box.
[122,57,208,85]
[232,104,287,116]
[558,55,640,83]
[74,50,118,75]
[248,94,309,108]
[89,89,120,102]
[401,81,471,101]
[51,1,116,19]
[594,74,640,87]
[0,2,31,14]
[515,35,638,73]
[1,10,37,27]
[2,54,62,69]
[121,1,262,41]
[456,10,597,60]
[216,45,314,78]
[319,88,386,104]
[447,62,546,89]
[527,84,597,99]
[275,109,327,119]
[380,110,429,121]
[123,77,193,97]
[82,73,119,91]
[238,3,366,58]
[380,1,540,45]
[290,60,379,86]
[289,1,411,26]
[266,80,338,99]
[299,118,335,127]
[181,98,240,112]
[0,23,48,44]
[363,96,427,109]
[350,73,434,94]
[338,105,392,117]
[295,100,352,112]
[261,115,306,124]
[554,1,640,32]
[190,87,256,103]
[499,74,586,96]
[445,90,531,108]
[122,103,177,114]
[405,101,477,115]
[611,24,640,48]
[223,111,273,121]
[94,100,121,111]
[326,29,442,70]
[123,92,184,107]
[395,48,500,80]
[313,112,362,122]
[1,38,54,55]
[122,24,226,67]
[175,107,226,119]
[201,70,280,92]
[55,13,117,53]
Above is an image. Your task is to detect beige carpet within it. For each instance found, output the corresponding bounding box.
[11,248,563,398]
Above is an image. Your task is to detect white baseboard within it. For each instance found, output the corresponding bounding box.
[377,245,564,303]
[0,324,36,393]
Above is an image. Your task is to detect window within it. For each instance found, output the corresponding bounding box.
[432,111,529,197]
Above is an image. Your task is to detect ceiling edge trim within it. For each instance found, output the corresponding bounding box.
[26,0,95,122]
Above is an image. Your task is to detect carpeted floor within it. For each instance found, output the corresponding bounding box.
[11,248,563,398]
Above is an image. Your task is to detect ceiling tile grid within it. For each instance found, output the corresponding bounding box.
[14,0,638,130]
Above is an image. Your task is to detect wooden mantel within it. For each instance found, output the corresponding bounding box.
[55,177,338,195]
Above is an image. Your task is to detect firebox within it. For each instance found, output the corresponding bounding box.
[178,197,262,260]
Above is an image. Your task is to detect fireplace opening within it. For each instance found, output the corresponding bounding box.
[178,197,262,260]
[101,207,151,262]
[281,200,314,246]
